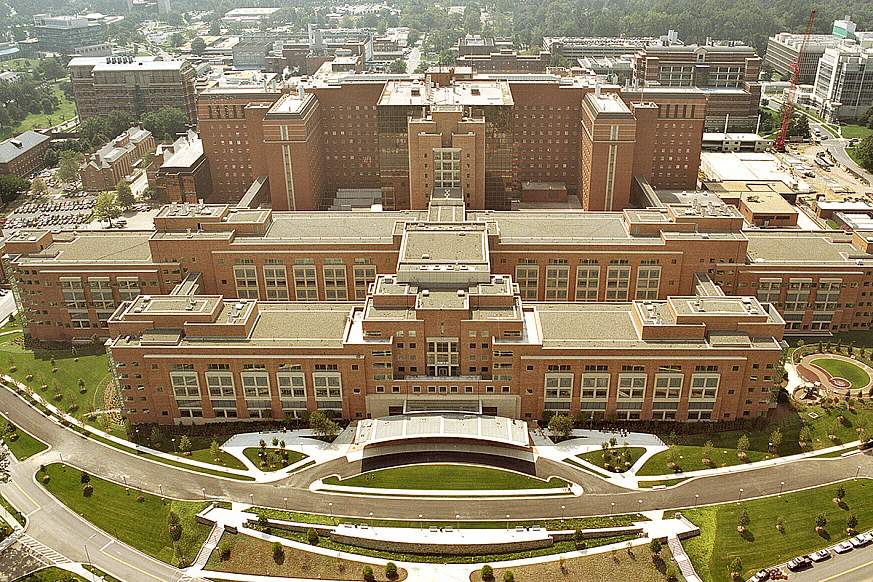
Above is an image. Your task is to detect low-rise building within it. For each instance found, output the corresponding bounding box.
[151,131,211,203]
[0,131,51,178]
[81,127,154,191]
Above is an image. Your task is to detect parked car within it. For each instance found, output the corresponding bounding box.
[849,535,869,547]
[748,569,771,582]
[786,556,812,571]
[808,549,830,562]
[833,541,853,553]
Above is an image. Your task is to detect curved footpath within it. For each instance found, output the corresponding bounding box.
[1,386,872,521]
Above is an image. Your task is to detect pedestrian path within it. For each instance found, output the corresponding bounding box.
[192,522,224,569]
[18,534,71,565]
[667,535,702,582]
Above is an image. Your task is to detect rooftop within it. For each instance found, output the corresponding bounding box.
[0,131,50,164]
[14,232,153,264]
[745,231,872,264]
[378,80,513,107]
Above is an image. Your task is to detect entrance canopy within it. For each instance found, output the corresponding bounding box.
[354,413,530,449]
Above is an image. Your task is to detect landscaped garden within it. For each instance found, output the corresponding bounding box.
[577,444,646,473]
[322,464,568,490]
[684,479,873,581]
[0,418,48,460]
[243,438,308,470]
[37,464,211,567]
[206,532,407,581]
[809,357,871,389]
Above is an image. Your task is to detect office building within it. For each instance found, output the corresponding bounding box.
[813,45,873,121]
[81,126,154,191]
[32,13,121,55]
[151,130,211,203]
[543,31,681,60]
[68,56,197,122]
[0,131,51,177]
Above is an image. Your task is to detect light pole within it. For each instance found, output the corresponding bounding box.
[201,487,206,500]
[284,497,288,509]
[456,514,460,529]
[122,475,127,487]
[561,505,565,520]
[83,542,91,565]
[419,514,423,529]
[738,488,744,503]
[610,502,615,515]
[856,466,862,480]
[779,481,784,496]
[329,502,333,519]
[695,494,699,506]
[506,514,510,530]
[249,493,254,505]
[158,483,163,496]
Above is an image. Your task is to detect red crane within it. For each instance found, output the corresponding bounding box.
[774,8,817,152]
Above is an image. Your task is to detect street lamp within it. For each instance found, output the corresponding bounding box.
[779,481,785,496]
[249,493,254,505]
[610,502,615,514]
[158,483,163,496]
[201,487,206,500]
[561,505,565,520]
[456,514,460,529]
[283,497,288,509]
[738,488,744,503]
[695,494,699,506]
[328,502,333,519]
[857,466,862,480]
[419,514,423,529]
[506,514,510,530]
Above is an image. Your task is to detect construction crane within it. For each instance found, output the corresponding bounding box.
[774,7,817,152]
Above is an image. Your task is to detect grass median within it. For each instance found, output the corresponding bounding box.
[323,464,567,490]
[37,463,212,568]
[1,420,48,460]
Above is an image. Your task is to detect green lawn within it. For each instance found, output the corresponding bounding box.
[0,330,111,420]
[0,421,48,460]
[576,446,646,473]
[322,464,568,490]
[0,493,25,526]
[14,567,88,582]
[810,357,871,389]
[38,464,212,567]
[637,400,873,476]
[243,447,307,470]
[683,479,873,581]
[145,435,247,471]
[4,84,77,140]
[841,124,873,139]
[81,565,121,582]
[0,58,40,72]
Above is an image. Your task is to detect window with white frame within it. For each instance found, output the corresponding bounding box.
[814,279,841,311]
[313,372,342,399]
[61,277,86,309]
[605,262,630,300]
[635,265,661,300]
[241,369,270,398]
[234,263,259,299]
[580,374,609,415]
[353,260,377,300]
[293,261,318,300]
[117,277,140,301]
[653,374,682,400]
[575,261,600,301]
[515,261,539,300]
[689,374,719,400]
[277,371,306,399]
[263,263,289,300]
[756,278,782,304]
[544,373,573,410]
[433,148,461,189]
[545,260,570,300]
[323,260,348,300]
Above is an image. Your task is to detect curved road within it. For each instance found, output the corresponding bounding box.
[2,386,872,521]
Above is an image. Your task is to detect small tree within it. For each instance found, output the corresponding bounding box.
[736,434,750,458]
[836,484,846,500]
[94,191,122,226]
[480,565,494,581]
[309,410,340,440]
[649,538,662,561]
[502,572,515,582]
[150,426,164,447]
[167,511,182,541]
[573,528,586,548]
[271,541,283,562]
[548,414,574,440]
[737,510,750,533]
[362,565,376,582]
[115,180,135,209]
[77,378,86,393]
[729,557,743,580]
[178,435,191,454]
[769,428,783,453]
[702,440,714,465]
[799,425,813,448]
[384,562,398,580]
[80,471,91,484]
[775,515,785,533]
[848,513,858,531]
[30,177,47,195]
[56,150,82,183]
[307,527,319,545]
[210,439,221,462]
[218,541,230,561]
[665,562,680,582]
[815,513,827,533]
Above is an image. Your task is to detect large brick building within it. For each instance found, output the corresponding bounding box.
[197,71,707,210]
[68,56,197,123]
[81,127,154,192]
[0,131,51,178]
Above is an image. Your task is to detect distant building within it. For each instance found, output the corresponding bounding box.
[543,30,681,60]
[813,45,873,121]
[633,43,762,131]
[0,131,51,177]
[68,56,197,122]
[456,35,513,57]
[151,130,211,203]
[81,126,154,191]
[0,42,21,62]
[221,7,280,25]
[457,49,550,74]
[32,13,121,55]
[765,17,873,84]
[156,0,172,15]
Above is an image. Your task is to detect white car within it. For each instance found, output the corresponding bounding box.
[833,541,853,553]
[849,535,869,547]
[808,548,830,562]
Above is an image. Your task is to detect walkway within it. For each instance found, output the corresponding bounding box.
[667,535,702,582]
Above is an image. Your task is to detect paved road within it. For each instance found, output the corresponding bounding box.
[787,544,873,582]
[2,385,873,522]
[0,451,188,582]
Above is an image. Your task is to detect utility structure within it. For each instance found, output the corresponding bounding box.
[774,8,816,152]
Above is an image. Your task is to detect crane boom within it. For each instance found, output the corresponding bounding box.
[775,8,817,152]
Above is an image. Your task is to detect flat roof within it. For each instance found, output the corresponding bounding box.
[378,80,513,107]
[745,231,872,264]
[468,211,649,245]
[355,413,530,448]
[0,131,50,163]
[585,91,631,114]
[253,211,425,244]
[247,303,351,347]
[17,232,153,264]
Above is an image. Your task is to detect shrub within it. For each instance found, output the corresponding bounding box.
[136,494,145,503]
[503,572,515,582]
[256,514,270,530]
[307,527,319,545]
[481,565,494,581]
[385,562,398,579]
[665,562,680,582]
[167,511,181,541]
[80,471,91,484]
[729,557,743,580]
[649,538,662,557]
[41,474,50,484]
[218,541,230,561]
[848,513,858,531]
[362,565,375,582]
[271,541,283,562]
[82,483,93,497]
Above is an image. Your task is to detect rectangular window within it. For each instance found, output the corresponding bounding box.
[545,262,570,301]
[323,263,348,301]
[117,277,141,301]
[515,263,539,300]
[635,266,661,300]
[293,264,318,301]
[263,265,289,300]
[433,148,461,189]
[234,265,259,299]
[353,262,377,300]
[690,374,719,400]
[606,265,630,301]
[575,263,599,301]
[241,371,270,398]
[653,374,682,399]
